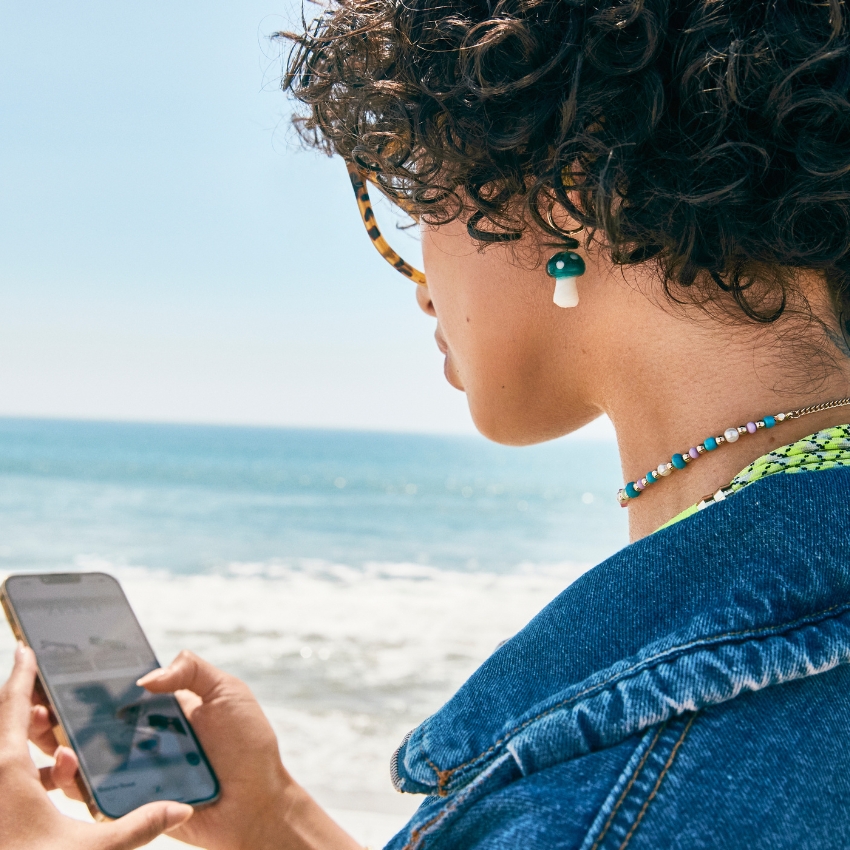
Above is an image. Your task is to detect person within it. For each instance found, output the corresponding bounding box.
[3,0,850,846]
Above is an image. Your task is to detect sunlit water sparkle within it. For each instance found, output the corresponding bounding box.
[0,418,627,823]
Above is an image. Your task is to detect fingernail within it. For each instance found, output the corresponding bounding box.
[136,669,164,687]
[164,803,193,831]
[16,641,27,659]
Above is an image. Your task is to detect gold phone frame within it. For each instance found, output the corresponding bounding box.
[1,572,220,821]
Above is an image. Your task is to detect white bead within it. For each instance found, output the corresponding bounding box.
[724,427,739,443]
[657,463,672,477]
[553,276,579,308]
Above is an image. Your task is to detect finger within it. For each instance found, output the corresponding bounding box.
[94,801,193,850]
[29,704,59,755]
[38,766,84,800]
[30,680,50,708]
[137,651,227,701]
[30,703,52,735]
[174,688,202,720]
[0,644,39,743]
[39,746,82,799]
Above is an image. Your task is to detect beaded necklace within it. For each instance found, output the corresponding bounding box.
[617,396,850,507]
[656,422,850,531]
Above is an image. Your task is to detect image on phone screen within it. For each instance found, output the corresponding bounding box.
[3,572,219,818]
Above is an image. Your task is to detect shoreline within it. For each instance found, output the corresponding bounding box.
[48,789,415,849]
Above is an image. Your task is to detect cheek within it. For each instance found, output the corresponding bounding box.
[422,223,541,373]
[422,223,582,443]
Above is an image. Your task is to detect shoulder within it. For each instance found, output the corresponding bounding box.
[388,468,850,848]
[385,733,643,850]
[388,666,850,849]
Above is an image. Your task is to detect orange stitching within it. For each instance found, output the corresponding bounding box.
[424,755,453,797]
[402,808,447,850]
[402,717,694,850]
[589,724,667,850]
[430,599,850,792]
[400,770,474,849]
[618,714,697,850]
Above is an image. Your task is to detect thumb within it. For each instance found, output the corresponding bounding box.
[0,643,38,745]
[137,650,227,701]
[96,801,193,850]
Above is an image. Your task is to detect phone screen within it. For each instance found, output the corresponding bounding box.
[3,572,218,818]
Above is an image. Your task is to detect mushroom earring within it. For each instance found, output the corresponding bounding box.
[546,248,586,308]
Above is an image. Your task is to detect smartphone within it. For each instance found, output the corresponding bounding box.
[1,571,219,819]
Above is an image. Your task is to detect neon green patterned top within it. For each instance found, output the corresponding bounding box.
[659,423,850,531]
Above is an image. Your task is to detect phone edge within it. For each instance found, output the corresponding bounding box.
[1,572,221,820]
[0,576,104,819]
[89,572,221,815]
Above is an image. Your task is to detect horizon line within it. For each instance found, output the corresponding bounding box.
[0,412,617,443]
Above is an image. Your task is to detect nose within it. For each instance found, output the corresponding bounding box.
[416,283,437,317]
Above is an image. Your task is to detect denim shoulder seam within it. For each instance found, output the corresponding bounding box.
[618,714,696,849]
[586,724,667,850]
[412,599,850,794]
[399,753,516,850]
[579,714,697,850]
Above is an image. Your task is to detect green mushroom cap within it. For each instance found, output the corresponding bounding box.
[546,251,586,278]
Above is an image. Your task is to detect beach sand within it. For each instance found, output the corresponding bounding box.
[46,784,417,849]
[16,562,594,848]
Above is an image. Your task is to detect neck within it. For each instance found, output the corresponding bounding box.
[592,280,850,541]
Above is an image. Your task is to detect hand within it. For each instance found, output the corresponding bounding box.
[136,651,363,850]
[0,643,193,850]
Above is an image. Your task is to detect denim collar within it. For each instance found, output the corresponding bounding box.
[392,467,850,797]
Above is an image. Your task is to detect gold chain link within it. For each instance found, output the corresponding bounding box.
[786,397,850,420]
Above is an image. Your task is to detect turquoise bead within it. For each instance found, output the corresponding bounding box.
[704,436,717,451]
[546,251,586,279]
[764,415,776,428]
[625,482,640,499]
[672,453,687,469]
[646,471,657,483]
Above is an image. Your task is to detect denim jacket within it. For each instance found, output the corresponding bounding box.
[386,467,850,849]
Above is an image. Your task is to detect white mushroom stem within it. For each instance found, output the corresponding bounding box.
[553,276,579,308]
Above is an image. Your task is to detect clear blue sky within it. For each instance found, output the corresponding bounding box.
[0,2,612,438]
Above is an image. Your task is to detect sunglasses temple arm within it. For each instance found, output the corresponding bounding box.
[346,162,427,286]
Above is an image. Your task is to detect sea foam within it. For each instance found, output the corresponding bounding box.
[1,558,590,816]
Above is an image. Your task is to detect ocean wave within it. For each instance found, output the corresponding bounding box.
[0,559,590,812]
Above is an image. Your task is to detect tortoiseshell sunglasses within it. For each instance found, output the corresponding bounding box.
[346,161,427,286]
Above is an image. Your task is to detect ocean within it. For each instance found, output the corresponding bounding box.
[0,418,627,841]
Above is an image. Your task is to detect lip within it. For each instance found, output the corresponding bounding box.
[434,329,448,355]
[435,329,464,390]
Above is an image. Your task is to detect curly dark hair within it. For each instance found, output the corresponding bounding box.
[281,0,850,334]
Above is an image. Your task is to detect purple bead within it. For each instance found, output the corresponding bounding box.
[688,447,700,460]
[746,421,757,434]
[634,479,645,491]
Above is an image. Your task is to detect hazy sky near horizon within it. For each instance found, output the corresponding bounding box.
[0,2,613,440]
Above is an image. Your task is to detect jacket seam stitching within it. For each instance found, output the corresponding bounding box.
[588,723,666,850]
[617,713,697,850]
[401,806,449,850]
[426,600,849,791]
[424,755,452,797]
[400,755,512,850]
[403,715,697,850]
